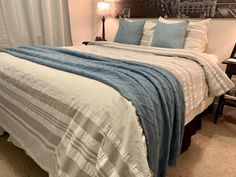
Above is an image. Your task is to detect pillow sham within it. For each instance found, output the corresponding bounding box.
[140,20,157,46]
[151,20,189,49]
[159,17,211,52]
[114,17,145,45]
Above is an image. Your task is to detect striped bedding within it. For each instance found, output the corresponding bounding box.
[0,42,234,177]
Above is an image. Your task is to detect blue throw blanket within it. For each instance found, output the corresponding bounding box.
[1,46,185,177]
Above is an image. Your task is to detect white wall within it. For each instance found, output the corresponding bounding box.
[93,17,117,41]
[68,0,92,45]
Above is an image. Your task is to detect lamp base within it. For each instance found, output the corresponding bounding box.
[102,16,106,40]
[95,36,107,41]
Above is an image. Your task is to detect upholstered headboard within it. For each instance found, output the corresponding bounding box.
[93,18,236,62]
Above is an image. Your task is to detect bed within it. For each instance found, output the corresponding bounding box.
[0,19,234,177]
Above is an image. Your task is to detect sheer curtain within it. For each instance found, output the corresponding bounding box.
[0,2,9,48]
[0,0,72,47]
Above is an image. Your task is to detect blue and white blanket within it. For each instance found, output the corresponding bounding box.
[1,46,185,177]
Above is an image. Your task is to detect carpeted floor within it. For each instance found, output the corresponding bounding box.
[167,108,236,177]
[0,109,236,177]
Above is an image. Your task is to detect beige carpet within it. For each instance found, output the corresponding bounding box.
[167,108,236,177]
[0,109,236,177]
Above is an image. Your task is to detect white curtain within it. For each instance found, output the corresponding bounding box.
[0,2,9,48]
[0,0,72,47]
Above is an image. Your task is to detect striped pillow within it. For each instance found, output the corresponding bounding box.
[185,19,210,52]
[158,17,211,52]
[140,20,157,46]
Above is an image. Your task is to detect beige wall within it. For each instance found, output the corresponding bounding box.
[68,0,92,45]
[206,19,236,61]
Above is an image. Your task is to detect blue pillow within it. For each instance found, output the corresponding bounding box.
[151,20,189,49]
[114,17,145,45]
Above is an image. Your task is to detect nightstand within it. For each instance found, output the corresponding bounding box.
[82,41,91,45]
[82,37,107,46]
[214,44,236,123]
[223,60,236,79]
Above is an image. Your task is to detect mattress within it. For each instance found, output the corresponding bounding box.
[0,42,233,177]
[185,97,214,125]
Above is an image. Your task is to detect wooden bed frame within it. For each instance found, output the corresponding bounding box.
[181,103,214,153]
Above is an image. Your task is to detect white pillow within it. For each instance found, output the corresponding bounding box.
[140,20,157,46]
[156,17,211,52]
[185,19,210,52]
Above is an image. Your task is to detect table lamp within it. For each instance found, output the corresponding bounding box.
[96,0,111,41]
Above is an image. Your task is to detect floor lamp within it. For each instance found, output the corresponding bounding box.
[96,1,111,41]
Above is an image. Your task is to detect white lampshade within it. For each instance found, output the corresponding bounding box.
[96,1,111,16]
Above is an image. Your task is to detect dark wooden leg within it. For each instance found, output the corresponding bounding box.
[214,95,224,124]
[219,103,224,115]
[207,102,214,113]
[181,117,202,153]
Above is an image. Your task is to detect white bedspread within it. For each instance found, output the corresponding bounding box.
[0,42,233,177]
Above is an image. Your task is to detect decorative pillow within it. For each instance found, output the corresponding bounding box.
[151,20,189,49]
[114,17,145,45]
[140,20,157,46]
[159,17,211,52]
[185,19,211,52]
